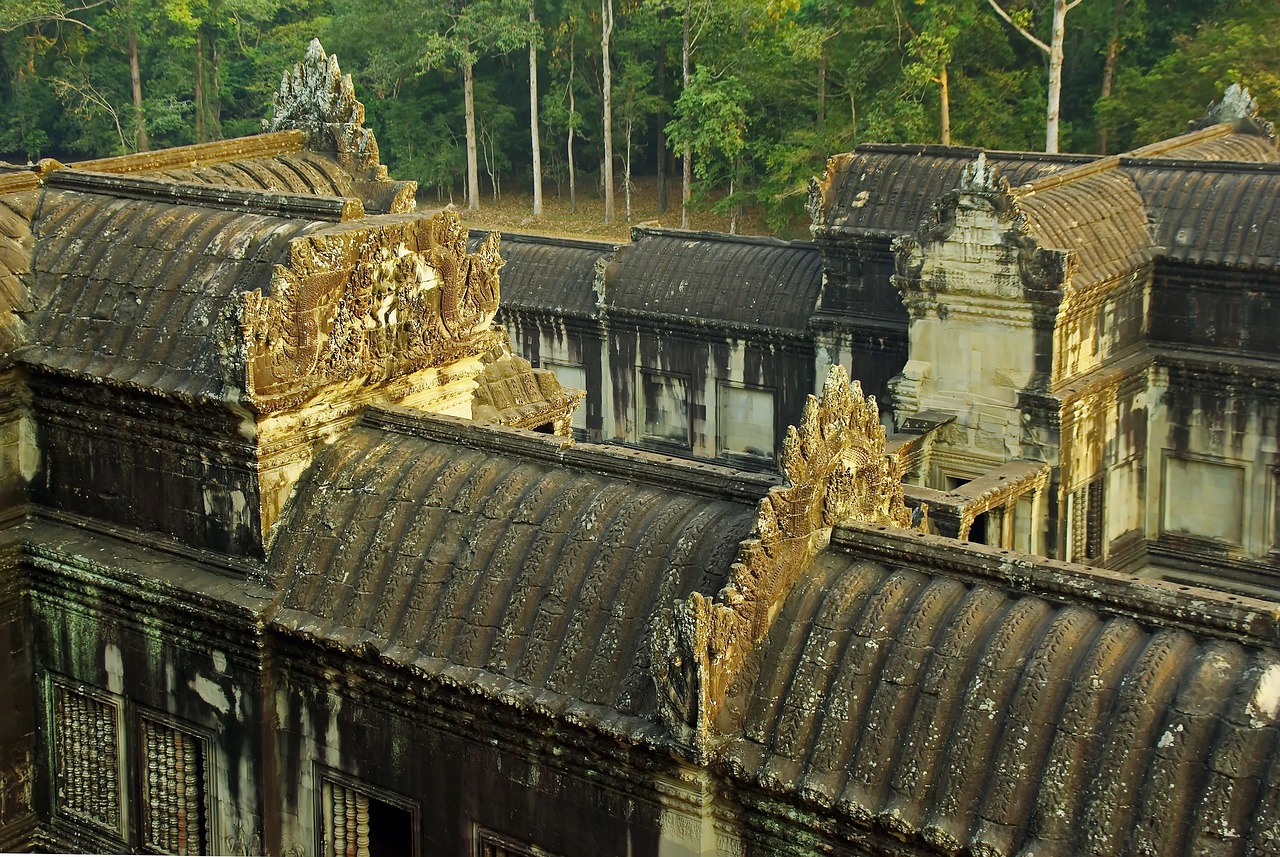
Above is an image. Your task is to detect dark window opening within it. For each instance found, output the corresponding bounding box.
[368,797,414,857]
[968,511,988,545]
[534,422,554,434]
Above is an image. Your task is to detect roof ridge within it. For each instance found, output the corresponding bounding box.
[70,130,304,175]
[362,405,779,503]
[44,168,363,222]
[630,226,811,249]
[1018,123,1236,195]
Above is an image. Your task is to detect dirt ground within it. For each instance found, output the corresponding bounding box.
[438,175,776,243]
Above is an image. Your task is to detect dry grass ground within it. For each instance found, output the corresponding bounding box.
[444,175,775,242]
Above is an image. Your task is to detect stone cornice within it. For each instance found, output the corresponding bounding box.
[832,522,1280,647]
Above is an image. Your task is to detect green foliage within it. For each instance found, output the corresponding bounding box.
[0,0,1275,232]
[1097,0,1279,149]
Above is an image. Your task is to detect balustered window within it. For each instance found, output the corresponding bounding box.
[474,825,559,857]
[139,716,208,855]
[321,777,415,857]
[52,684,122,834]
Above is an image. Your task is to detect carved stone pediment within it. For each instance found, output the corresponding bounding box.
[240,211,503,411]
[807,153,854,232]
[653,366,919,751]
[893,155,1067,310]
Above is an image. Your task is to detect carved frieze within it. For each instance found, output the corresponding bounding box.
[241,212,504,411]
[653,366,919,752]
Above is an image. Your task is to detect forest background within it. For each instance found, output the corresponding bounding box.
[1,0,1277,238]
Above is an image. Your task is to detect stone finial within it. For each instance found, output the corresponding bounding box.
[1189,84,1277,140]
[652,365,918,753]
[959,151,1007,195]
[266,39,382,176]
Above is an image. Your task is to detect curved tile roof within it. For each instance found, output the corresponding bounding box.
[156,152,357,199]
[724,544,1280,857]
[1151,132,1279,163]
[606,229,823,331]
[267,411,766,723]
[23,187,315,398]
[0,174,38,360]
[1016,168,1156,285]
[817,145,1093,236]
[1130,164,1280,271]
[483,232,610,318]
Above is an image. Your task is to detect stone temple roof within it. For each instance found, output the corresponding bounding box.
[476,232,611,319]
[1130,161,1280,271]
[724,526,1280,856]
[811,144,1091,238]
[609,228,823,332]
[24,178,320,399]
[267,408,774,733]
[265,396,1280,857]
[816,103,1279,286]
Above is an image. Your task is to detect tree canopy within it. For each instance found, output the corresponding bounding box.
[1,0,1275,234]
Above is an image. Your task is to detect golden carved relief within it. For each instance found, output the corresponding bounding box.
[241,211,502,411]
[653,366,918,752]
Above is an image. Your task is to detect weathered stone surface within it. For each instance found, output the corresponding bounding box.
[1,45,1278,857]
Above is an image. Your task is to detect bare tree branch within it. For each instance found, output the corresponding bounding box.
[0,0,111,33]
[986,0,1050,54]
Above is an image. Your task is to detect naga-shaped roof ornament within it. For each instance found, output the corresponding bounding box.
[266,39,383,177]
[652,365,919,755]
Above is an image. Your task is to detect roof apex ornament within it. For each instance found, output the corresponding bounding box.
[1189,83,1277,141]
[959,151,1007,196]
[266,39,383,177]
[652,365,918,755]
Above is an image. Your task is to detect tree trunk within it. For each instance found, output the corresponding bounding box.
[850,87,857,142]
[728,175,736,235]
[1097,0,1125,153]
[464,58,480,210]
[681,0,691,230]
[1045,0,1067,153]
[601,0,615,223]
[568,75,577,214]
[211,36,220,131]
[656,49,667,215]
[939,64,950,146]
[195,30,205,143]
[625,118,633,222]
[817,49,826,126]
[987,0,1075,154]
[529,1,543,216]
[128,18,148,152]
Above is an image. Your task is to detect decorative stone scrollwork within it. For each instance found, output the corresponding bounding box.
[653,366,919,752]
[240,211,503,411]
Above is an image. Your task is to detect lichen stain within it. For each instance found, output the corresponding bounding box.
[1248,663,1280,726]
[190,674,232,714]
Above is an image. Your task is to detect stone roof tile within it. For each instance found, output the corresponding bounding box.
[267,411,771,724]
[723,537,1280,856]
[608,228,823,331]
